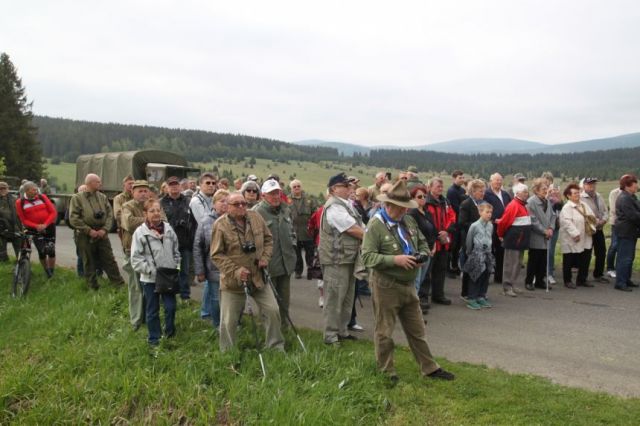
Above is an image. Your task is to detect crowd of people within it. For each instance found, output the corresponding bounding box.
[2,166,640,384]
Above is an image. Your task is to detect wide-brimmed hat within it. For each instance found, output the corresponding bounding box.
[376,180,417,209]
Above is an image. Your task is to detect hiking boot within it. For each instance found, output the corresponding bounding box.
[513,286,523,294]
[525,283,535,291]
[595,276,610,284]
[503,288,517,297]
[427,368,455,381]
[466,299,482,310]
[477,297,492,308]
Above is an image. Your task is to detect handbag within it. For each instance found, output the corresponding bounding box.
[577,204,597,236]
[144,235,180,294]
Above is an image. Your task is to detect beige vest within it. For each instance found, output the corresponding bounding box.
[319,196,363,265]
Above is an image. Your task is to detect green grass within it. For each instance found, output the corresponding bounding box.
[43,160,76,193]
[1,264,639,424]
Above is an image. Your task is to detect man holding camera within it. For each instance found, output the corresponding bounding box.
[69,173,124,289]
[320,173,365,345]
[362,180,454,383]
[211,192,284,352]
[121,180,166,329]
[161,176,196,300]
[254,179,297,328]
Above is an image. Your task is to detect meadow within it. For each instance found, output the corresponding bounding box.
[1,265,639,424]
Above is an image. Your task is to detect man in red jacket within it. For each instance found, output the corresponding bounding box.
[496,183,532,297]
[425,177,457,305]
[15,181,58,278]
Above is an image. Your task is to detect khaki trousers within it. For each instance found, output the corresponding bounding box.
[219,288,284,352]
[502,249,524,290]
[76,233,123,288]
[322,263,355,343]
[372,278,440,377]
[123,257,144,328]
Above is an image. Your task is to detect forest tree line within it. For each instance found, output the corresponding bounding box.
[35,115,640,180]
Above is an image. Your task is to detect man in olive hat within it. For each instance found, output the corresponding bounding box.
[319,172,365,345]
[405,166,423,190]
[362,179,455,383]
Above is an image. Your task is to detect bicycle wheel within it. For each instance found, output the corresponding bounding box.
[12,258,31,298]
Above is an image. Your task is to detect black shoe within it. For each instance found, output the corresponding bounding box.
[338,334,358,341]
[432,298,452,305]
[390,375,400,386]
[615,286,632,292]
[525,283,535,291]
[564,282,576,289]
[427,368,455,381]
[627,282,639,288]
[594,276,610,284]
[577,282,594,288]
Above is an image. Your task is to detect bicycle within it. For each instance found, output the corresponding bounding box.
[12,230,39,298]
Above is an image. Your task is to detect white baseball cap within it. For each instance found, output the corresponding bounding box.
[261,179,281,194]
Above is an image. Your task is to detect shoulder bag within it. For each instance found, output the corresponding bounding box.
[144,235,180,294]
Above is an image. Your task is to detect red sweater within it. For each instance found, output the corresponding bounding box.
[308,206,324,247]
[16,194,57,230]
[496,197,528,238]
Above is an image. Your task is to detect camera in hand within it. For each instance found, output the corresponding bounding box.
[242,241,257,253]
[94,211,105,220]
[412,253,429,264]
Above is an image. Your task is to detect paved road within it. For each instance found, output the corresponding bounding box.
[55,226,640,397]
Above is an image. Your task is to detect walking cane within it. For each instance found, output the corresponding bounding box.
[243,281,267,380]
[262,269,308,353]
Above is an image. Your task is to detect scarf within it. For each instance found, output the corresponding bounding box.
[378,209,412,255]
[146,221,165,236]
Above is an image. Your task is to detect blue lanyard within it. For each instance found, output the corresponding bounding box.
[379,209,412,255]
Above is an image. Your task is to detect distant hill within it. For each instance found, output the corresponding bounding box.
[295,139,372,156]
[296,132,640,154]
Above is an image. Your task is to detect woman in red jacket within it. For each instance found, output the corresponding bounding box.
[15,181,58,278]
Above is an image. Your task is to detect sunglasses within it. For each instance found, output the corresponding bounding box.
[229,201,248,207]
[203,181,217,186]
[415,195,425,199]
[245,189,258,193]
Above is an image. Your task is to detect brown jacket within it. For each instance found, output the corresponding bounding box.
[210,210,273,294]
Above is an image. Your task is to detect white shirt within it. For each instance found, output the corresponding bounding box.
[326,197,358,233]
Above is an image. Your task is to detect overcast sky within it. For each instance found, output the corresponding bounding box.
[3,0,640,146]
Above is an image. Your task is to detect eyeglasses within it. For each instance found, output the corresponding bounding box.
[245,189,258,193]
[333,183,349,188]
[415,195,425,199]
[292,186,301,189]
[203,181,216,186]
[229,201,248,207]
[400,177,408,180]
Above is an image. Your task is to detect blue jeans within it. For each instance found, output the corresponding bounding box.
[607,226,619,271]
[547,227,559,276]
[208,277,221,328]
[615,237,636,289]
[468,270,489,300]
[414,257,432,294]
[178,248,192,299]
[142,282,177,345]
[201,280,211,318]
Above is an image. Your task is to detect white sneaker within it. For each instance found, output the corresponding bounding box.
[318,296,324,308]
[607,270,617,278]
[548,276,556,285]
[348,324,365,332]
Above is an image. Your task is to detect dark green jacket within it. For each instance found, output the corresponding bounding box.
[253,200,297,277]
[290,192,317,242]
[0,193,19,233]
[362,213,429,283]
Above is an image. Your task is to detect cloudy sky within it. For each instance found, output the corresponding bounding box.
[2,0,639,146]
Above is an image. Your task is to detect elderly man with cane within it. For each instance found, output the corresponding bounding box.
[362,180,455,384]
[210,192,284,352]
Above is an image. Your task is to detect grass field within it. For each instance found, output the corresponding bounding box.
[1,264,639,424]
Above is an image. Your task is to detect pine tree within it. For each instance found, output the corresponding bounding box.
[0,53,42,179]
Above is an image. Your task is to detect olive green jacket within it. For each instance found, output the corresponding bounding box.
[113,191,133,229]
[290,192,317,241]
[362,213,429,284]
[253,200,297,277]
[68,191,113,235]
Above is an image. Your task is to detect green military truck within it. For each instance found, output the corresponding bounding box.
[50,150,200,227]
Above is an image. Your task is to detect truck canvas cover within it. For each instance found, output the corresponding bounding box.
[76,150,189,192]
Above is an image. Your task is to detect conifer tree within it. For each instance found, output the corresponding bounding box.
[0,52,42,179]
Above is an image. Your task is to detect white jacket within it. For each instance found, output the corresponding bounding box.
[559,201,594,254]
[130,222,180,283]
